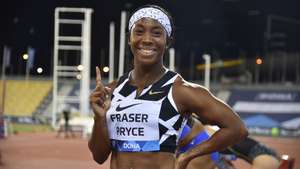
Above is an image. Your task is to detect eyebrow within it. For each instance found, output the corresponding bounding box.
[134,23,164,31]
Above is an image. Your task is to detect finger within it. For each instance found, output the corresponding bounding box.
[104,86,112,95]
[90,91,103,97]
[90,97,105,106]
[94,85,104,92]
[104,86,112,99]
[90,90,106,100]
[95,66,101,86]
[92,87,107,99]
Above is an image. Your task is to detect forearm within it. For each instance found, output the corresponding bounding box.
[184,126,247,162]
[88,115,111,164]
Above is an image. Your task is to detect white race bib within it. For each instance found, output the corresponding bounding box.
[106,99,161,151]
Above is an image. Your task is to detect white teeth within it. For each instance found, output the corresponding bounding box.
[140,49,154,55]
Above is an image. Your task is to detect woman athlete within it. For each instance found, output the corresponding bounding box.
[88,4,248,169]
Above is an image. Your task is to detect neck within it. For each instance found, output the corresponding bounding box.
[131,64,166,88]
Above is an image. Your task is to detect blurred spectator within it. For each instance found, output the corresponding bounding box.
[56,109,75,138]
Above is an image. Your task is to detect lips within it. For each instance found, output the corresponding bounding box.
[138,48,156,56]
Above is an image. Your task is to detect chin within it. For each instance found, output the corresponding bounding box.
[135,54,156,64]
[137,58,156,66]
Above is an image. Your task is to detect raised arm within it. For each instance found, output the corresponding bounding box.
[173,77,248,169]
[88,67,114,164]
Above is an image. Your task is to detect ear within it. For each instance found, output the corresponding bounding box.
[127,32,131,45]
[128,38,131,45]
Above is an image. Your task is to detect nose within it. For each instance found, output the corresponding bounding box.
[141,32,153,45]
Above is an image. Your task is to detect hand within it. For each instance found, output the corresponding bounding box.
[89,66,112,118]
[174,153,190,169]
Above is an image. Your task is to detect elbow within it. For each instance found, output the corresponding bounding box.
[88,142,109,164]
[92,154,108,164]
[90,148,109,164]
[238,124,248,141]
[229,122,248,143]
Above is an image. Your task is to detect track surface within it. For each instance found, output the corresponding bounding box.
[0,132,299,169]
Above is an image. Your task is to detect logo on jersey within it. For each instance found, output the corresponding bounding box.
[116,103,141,112]
[149,90,164,95]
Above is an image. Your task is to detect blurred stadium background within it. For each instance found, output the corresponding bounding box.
[0,0,299,168]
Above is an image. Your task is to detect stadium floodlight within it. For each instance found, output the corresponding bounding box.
[256,58,263,65]
[103,66,109,73]
[37,67,43,74]
[77,64,84,71]
[76,74,82,80]
[22,53,29,60]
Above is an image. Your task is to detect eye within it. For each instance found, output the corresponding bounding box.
[152,28,164,37]
[153,31,162,37]
[133,28,144,35]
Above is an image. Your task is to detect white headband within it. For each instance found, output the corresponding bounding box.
[128,7,172,37]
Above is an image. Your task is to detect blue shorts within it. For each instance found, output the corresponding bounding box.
[178,124,220,164]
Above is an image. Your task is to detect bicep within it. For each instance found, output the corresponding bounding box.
[196,92,238,126]
[174,83,240,127]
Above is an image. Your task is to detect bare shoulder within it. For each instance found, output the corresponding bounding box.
[172,75,214,114]
[173,75,209,94]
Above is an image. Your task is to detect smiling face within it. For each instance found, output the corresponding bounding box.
[129,18,168,67]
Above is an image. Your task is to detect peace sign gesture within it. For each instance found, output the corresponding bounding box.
[90,66,112,118]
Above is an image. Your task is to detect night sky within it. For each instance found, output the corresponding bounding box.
[1,0,300,77]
